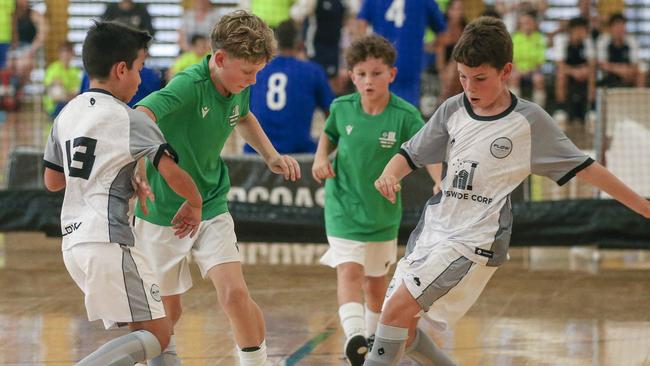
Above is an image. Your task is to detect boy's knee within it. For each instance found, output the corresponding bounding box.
[218,285,251,311]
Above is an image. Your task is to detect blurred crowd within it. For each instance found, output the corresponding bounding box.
[0,0,649,154]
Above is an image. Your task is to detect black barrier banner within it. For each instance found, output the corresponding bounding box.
[225,154,435,211]
[1,155,648,247]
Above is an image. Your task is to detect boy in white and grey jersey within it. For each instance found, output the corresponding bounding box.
[45,89,176,250]
[42,21,202,366]
[401,93,592,267]
[366,16,650,366]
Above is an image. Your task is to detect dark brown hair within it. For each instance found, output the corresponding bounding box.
[345,35,396,70]
[452,16,512,70]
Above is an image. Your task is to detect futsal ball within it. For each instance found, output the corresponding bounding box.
[48,84,67,102]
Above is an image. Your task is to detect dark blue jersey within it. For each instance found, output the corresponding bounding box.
[248,55,335,154]
[358,0,445,105]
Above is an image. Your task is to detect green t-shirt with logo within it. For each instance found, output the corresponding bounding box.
[324,93,424,241]
[135,55,249,226]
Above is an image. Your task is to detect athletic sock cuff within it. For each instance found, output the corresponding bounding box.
[376,324,408,341]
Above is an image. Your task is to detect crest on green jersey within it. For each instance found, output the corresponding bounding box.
[228,105,240,126]
[379,130,397,148]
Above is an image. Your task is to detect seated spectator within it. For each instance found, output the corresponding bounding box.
[434,0,466,105]
[168,34,210,80]
[247,20,335,154]
[43,42,80,118]
[495,0,547,33]
[13,0,48,84]
[178,0,229,52]
[102,0,155,36]
[511,10,546,107]
[596,13,644,88]
[553,17,595,125]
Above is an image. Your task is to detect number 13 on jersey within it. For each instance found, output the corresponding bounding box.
[65,137,97,180]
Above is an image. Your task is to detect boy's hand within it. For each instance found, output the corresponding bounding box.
[171,201,202,239]
[267,155,301,181]
[642,200,650,219]
[375,174,401,204]
[132,174,155,215]
[312,156,335,184]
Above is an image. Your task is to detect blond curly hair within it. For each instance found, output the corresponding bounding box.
[211,10,276,63]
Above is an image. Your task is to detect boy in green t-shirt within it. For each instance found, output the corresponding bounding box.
[43,42,81,118]
[133,10,300,366]
[312,35,439,366]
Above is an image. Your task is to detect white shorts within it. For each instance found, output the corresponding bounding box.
[384,244,497,331]
[133,212,241,296]
[63,242,165,329]
[320,236,398,277]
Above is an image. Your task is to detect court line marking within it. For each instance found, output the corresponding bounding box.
[281,327,337,366]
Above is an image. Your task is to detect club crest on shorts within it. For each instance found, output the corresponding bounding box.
[150,284,161,302]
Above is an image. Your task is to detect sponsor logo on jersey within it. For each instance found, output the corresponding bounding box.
[452,160,479,190]
[346,124,353,135]
[379,130,397,148]
[490,137,513,159]
[201,106,210,118]
[62,222,82,236]
[228,105,240,126]
[445,160,494,204]
[150,284,161,302]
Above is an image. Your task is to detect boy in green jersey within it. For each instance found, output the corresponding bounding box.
[133,10,300,366]
[312,35,439,366]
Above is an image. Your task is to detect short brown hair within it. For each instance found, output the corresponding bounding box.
[452,16,512,70]
[211,10,276,63]
[345,35,396,70]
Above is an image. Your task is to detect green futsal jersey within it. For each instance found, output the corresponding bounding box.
[135,55,249,225]
[324,93,424,241]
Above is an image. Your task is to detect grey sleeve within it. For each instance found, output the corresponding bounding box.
[400,99,452,169]
[528,105,594,185]
[128,108,178,169]
[43,120,64,172]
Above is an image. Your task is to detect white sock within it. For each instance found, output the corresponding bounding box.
[76,330,161,365]
[364,305,380,337]
[339,302,365,339]
[238,340,267,366]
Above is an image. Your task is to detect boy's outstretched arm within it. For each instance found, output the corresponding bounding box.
[156,154,203,238]
[576,162,650,218]
[236,112,301,181]
[375,153,416,204]
[312,133,336,184]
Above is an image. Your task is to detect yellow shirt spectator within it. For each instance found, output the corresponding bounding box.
[512,31,546,73]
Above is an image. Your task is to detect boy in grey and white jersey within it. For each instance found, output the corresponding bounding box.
[42,21,202,366]
[366,16,650,366]
[401,93,591,266]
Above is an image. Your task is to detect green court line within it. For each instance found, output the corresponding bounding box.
[282,327,337,366]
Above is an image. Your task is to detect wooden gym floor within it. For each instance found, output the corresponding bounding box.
[1,232,650,365]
